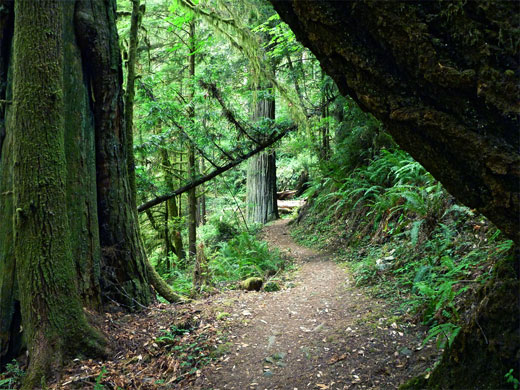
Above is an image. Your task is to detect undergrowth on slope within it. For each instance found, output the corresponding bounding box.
[293,143,514,349]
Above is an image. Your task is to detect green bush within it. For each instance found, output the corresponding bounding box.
[210,232,285,283]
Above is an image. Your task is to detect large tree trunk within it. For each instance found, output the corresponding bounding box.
[0,0,17,368]
[1,0,153,375]
[246,84,279,224]
[11,1,105,387]
[268,1,520,388]
[75,0,152,308]
[269,0,519,243]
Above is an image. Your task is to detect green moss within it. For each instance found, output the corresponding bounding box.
[264,281,280,292]
[240,277,263,291]
[399,375,428,390]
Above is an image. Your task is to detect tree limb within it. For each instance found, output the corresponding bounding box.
[138,125,296,212]
[199,80,261,145]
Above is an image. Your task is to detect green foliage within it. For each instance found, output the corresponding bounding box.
[505,369,520,390]
[94,367,107,390]
[0,360,25,390]
[293,137,514,350]
[422,323,461,349]
[210,232,285,283]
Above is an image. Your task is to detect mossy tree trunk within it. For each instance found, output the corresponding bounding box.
[10,1,106,387]
[246,84,279,224]
[268,1,520,388]
[1,0,154,377]
[75,0,152,307]
[0,0,17,368]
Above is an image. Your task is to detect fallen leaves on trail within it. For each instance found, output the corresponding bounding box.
[327,353,347,365]
[49,301,229,390]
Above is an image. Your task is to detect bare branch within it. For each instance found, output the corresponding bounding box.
[137,125,296,213]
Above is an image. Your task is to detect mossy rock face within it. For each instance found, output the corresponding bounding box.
[263,281,281,292]
[240,277,263,291]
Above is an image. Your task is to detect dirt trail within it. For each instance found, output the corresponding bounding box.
[194,219,437,390]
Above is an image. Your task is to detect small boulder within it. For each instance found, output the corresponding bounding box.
[240,277,263,291]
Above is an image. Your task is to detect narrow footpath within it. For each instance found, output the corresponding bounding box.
[194,219,438,390]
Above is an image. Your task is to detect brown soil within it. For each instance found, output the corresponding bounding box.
[47,219,439,390]
[192,219,438,390]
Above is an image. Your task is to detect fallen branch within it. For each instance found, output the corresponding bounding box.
[138,125,296,212]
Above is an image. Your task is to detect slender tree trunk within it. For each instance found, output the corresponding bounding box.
[199,158,206,225]
[187,20,197,261]
[12,2,105,387]
[124,0,143,209]
[320,73,331,160]
[161,147,185,261]
[246,83,278,224]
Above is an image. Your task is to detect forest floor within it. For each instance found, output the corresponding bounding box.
[50,219,440,390]
[192,219,439,390]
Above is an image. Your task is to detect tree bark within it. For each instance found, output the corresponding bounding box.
[75,0,152,308]
[247,151,278,223]
[246,83,279,224]
[0,0,17,368]
[11,2,106,386]
[187,20,197,262]
[123,0,143,209]
[268,0,519,244]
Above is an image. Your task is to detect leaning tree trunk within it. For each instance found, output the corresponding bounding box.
[11,1,106,387]
[268,1,520,388]
[246,83,279,224]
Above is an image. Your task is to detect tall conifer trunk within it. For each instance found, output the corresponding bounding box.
[1,0,154,376]
[75,0,152,307]
[10,1,105,387]
[246,83,278,224]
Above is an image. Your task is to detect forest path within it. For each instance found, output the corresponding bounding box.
[194,219,436,390]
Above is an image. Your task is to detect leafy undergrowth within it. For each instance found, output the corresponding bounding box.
[292,147,514,351]
[151,212,289,298]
